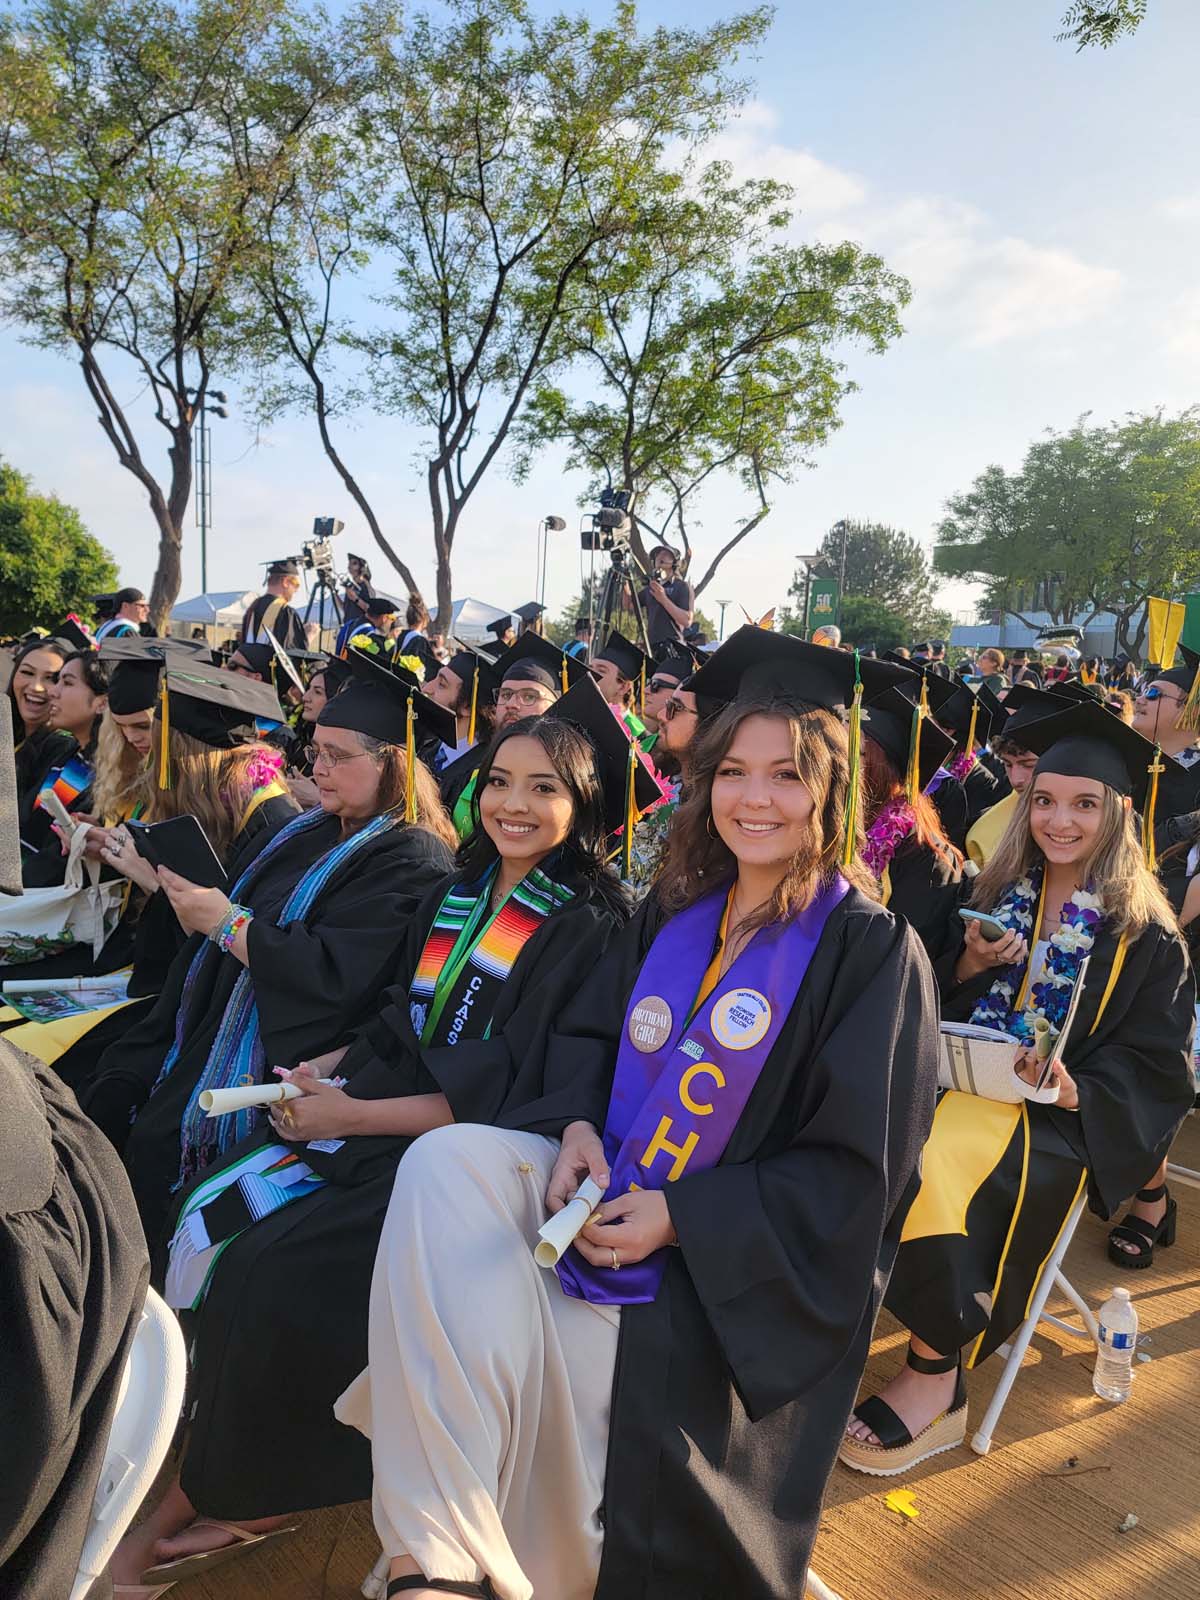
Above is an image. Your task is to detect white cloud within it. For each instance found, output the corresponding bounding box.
[1160,193,1200,221]
[694,101,1123,349]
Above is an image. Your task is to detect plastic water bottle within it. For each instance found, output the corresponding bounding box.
[1093,1286,1138,1402]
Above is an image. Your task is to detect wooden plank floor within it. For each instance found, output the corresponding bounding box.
[171,1117,1200,1600]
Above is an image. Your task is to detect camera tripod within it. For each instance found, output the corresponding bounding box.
[303,567,343,646]
[588,547,651,657]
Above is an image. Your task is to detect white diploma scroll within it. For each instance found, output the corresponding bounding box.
[198,1079,330,1117]
[533,1177,605,1269]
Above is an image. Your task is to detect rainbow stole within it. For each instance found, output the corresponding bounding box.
[36,750,94,814]
[408,864,575,1048]
[557,874,850,1308]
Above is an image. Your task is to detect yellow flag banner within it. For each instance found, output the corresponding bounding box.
[1147,597,1186,668]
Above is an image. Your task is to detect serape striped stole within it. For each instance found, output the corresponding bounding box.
[409,865,575,1048]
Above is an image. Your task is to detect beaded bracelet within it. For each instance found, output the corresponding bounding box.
[210,903,253,954]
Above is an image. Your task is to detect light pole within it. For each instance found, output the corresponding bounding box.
[188,388,228,594]
[833,519,850,621]
[536,516,567,615]
[715,599,731,640]
[795,552,823,639]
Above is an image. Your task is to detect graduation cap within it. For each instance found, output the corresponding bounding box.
[98,636,212,716]
[364,596,399,619]
[1045,677,1107,709]
[316,655,354,695]
[974,681,1006,729]
[925,678,995,752]
[999,682,1075,740]
[593,628,654,686]
[650,639,700,682]
[155,660,285,786]
[862,685,956,799]
[50,615,96,653]
[1155,644,1200,729]
[1017,699,1180,862]
[485,613,516,641]
[542,674,663,845]
[514,601,545,625]
[492,633,587,698]
[322,647,456,748]
[265,557,301,577]
[228,642,276,681]
[444,648,501,744]
[687,626,914,712]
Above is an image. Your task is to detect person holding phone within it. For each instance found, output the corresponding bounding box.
[842,702,1195,1477]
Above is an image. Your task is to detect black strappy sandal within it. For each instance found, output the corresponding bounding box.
[387,1578,495,1597]
[839,1347,968,1477]
[1108,1182,1177,1269]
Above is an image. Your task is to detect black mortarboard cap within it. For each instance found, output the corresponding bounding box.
[651,639,701,679]
[862,685,956,793]
[160,659,285,748]
[924,679,994,748]
[542,675,662,833]
[593,628,653,685]
[975,682,1007,730]
[99,635,212,715]
[492,633,587,696]
[320,647,456,748]
[265,557,301,577]
[50,616,96,653]
[999,682,1075,739]
[364,596,398,618]
[229,643,276,680]
[485,613,516,639]
[318,655,354,695]
[1155,643,1200,694]
[1018,699,1178,813]
[1046,678,1107,709]
[514,601,546,624]
[687,626,914,712]
[446,648,501,705]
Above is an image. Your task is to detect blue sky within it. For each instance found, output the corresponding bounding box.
[4,0,1199,628]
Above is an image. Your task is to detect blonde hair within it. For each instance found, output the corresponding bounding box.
[149,723,285,861]
[657,696,876,935]
[972,779,1178,940]
[92,712,153,823]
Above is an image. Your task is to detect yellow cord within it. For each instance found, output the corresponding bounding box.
[157,678,171,789]
[404,696,416,822]
[1143,745,1163,871]
[842,679,863,867]
[467,669,478,746]
[621,740,637,880]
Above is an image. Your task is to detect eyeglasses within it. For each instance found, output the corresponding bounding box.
[662,697,697,721]
[494,686,553,708]
[304,742,374,770]
[1138,687,1182,703]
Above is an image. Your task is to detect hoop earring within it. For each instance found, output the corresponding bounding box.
[706,814,717,839]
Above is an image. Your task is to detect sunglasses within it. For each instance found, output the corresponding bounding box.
[1138,686,1182,703]
[648,675,682,694]
[662,697,697,721]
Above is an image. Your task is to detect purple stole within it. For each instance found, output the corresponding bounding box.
[557,873,850,1307]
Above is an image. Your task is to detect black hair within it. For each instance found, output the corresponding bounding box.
[61,648,110,696]
[457,715,630,918]
[6,635,69,741]
[114,586,145,606]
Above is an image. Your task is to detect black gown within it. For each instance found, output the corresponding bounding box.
[46,795,300,1099]
[884,835,963,965]
[499,885,939,1600]
[887,920,1196,1364]
[932,763,1001,852]
[171,872,629,1519]
[82,814,455,1245]
[0,1043,149,1600]
[436,742,480,814]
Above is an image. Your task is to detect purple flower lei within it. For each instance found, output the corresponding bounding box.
[862,797,916,879]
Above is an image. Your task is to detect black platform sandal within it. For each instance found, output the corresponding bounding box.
[387,1578,494,1597]
[1108,1183,1177,1269]
[838,1348,968,1477]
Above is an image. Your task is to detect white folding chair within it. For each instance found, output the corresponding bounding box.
[71,1286,187,1600]
[969,1191,1097,1456]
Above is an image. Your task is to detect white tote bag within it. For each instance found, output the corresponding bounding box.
[0,824,125,966]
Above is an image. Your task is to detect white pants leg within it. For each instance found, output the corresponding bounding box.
[335,1123,620,1600]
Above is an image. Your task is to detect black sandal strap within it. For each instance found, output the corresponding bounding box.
[852,1394,913,1448]
[1133,1183,1167,1203]
[906,1347,959,1376]
[387,1579,491,1597]
[1109,1215,1159,1246]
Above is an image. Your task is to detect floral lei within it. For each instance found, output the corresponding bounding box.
[968,864,1104,1045]
[862,797,916,879]
[925,747,976,796]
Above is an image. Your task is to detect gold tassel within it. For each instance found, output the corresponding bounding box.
[1143,744,1164,871]
[638,663,646,716]
[965,697,979,758]
[467,668,479,746]
[841,657,864,867]
[621,739,637,881]
[904,678,928,808]
[404,695,416,822]
[157,677,171,789]
[1180,662,1200,733]
[561,657,569,696]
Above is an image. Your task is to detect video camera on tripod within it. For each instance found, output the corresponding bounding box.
[301,516,345,577]
[581,489,633,555]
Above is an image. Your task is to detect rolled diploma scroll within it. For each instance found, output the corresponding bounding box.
[533,1177,605,1269]
[1032,1016,1056,1062]
[198,1079,331,1117]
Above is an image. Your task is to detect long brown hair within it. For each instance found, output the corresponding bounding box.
[148,724,288,861]
[861,734,962,871]
[656,695,876,935]
[359,734,458,850]
[972,779,1177,940]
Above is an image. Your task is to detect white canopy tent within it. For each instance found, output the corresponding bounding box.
[168,591,258,630]
[432,596,516,642]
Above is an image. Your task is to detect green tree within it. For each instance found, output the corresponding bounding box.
[1057,1,1147,50]
[935,411,1200,657]
[0,458,117,633]
[514,165,909,597]
[245,0,776,620]
[0,0,368,624]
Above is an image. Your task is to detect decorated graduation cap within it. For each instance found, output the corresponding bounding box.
[492,632,587,698]
[542,675,663,860]
[998,682,1075,739]
[50,615,97,653]
[444,648,501,745]
[862,684,956,800]
[1017,698,1180,865]
[154,659,285,787]
[514,601,545,625]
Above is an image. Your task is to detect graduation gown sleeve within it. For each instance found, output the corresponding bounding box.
[665,908,939,1421]
[885,836,964,966]
[245,825,455,1064]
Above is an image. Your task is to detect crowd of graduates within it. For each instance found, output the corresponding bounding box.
[2,566,1197,1600]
